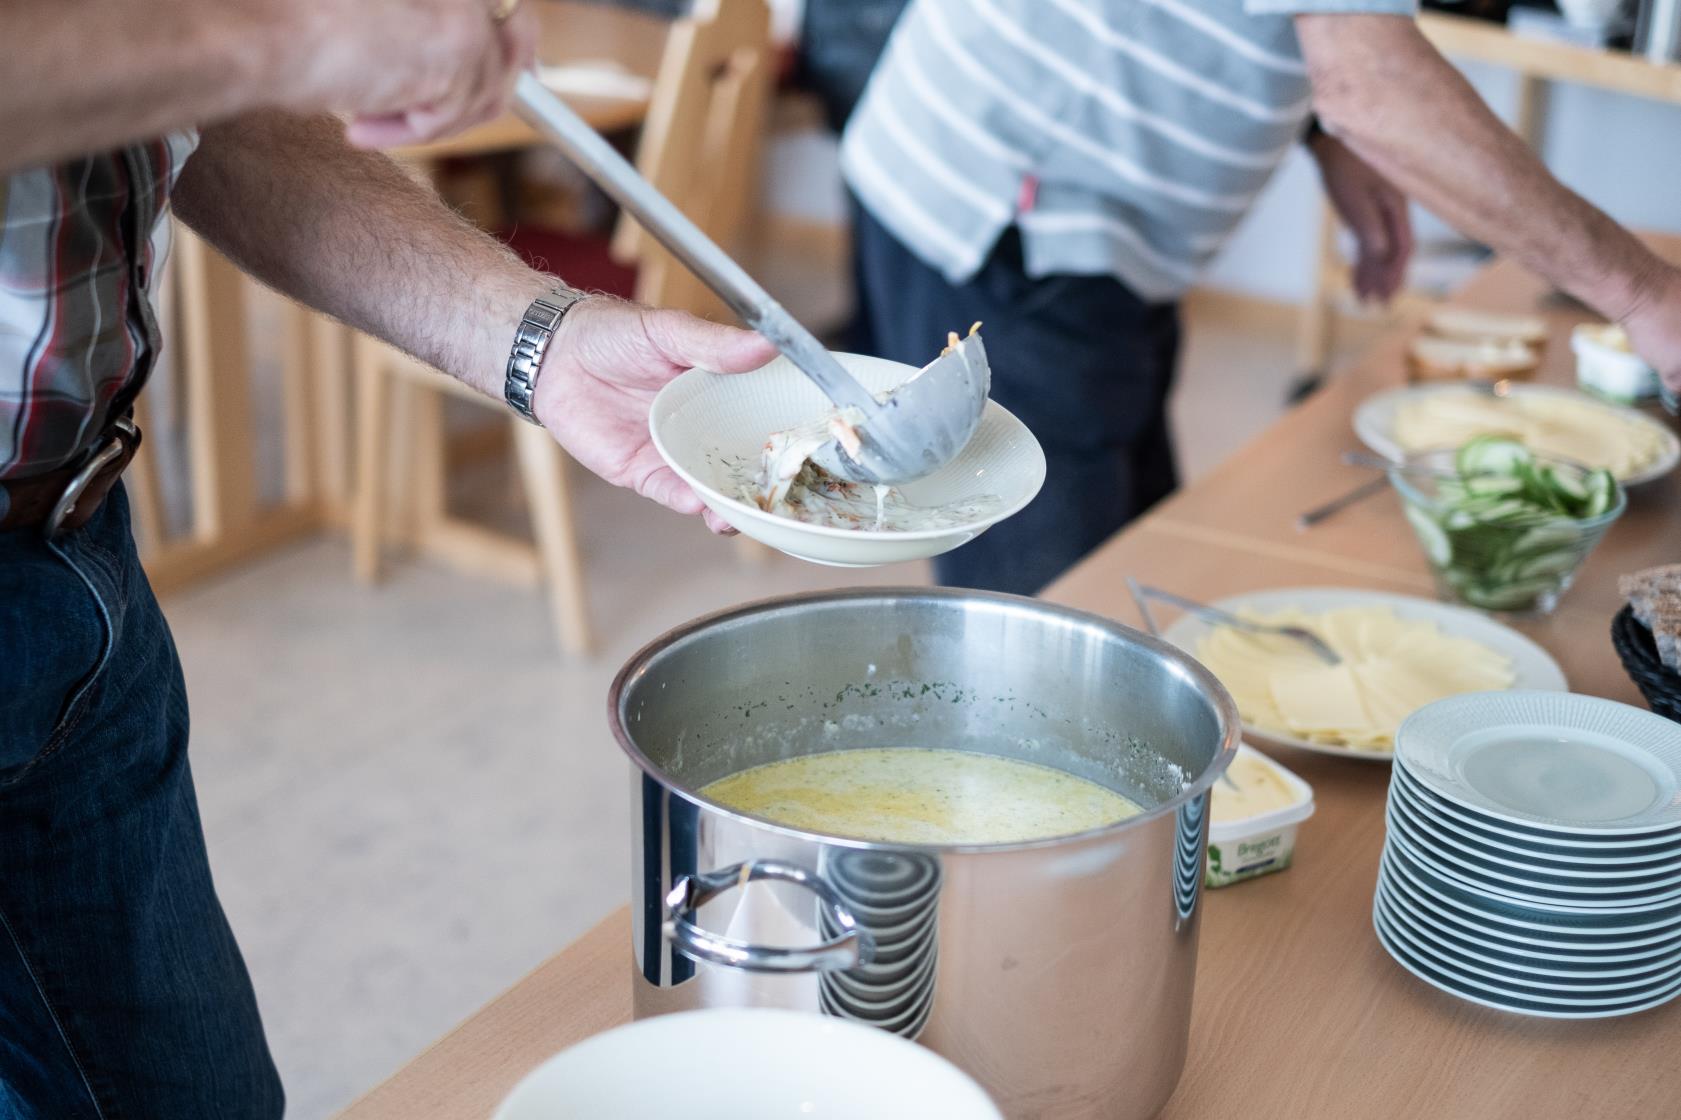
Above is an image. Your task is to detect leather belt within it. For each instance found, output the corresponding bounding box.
[0,416,142,536]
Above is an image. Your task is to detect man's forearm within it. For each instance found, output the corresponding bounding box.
[171,111,545,398]
[3,0,285,174]
[1298,15,1674,325]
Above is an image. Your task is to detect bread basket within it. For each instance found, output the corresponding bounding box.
[1611,604,1681,723]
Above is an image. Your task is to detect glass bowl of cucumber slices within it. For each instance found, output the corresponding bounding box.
[1388,435,1625,616]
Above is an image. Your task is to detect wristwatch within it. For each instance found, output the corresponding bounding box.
[503,285,589,424]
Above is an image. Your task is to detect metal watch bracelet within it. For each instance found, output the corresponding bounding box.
[503,285,589,424]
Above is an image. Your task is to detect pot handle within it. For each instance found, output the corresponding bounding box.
[663,859,874,974]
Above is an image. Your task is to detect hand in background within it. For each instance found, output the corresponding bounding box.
[1310,133,1414,305]
[1621,265,1681,394]
[532,298,777,534]
[281,0,537,148]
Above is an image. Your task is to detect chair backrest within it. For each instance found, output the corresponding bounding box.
[611,0,774,322]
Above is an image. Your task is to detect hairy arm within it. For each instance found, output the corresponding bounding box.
[2,0,279,172]
[172,111,775,525]
[1296,15,1681,331]
[4,0,529,176]
[173,111,540,396]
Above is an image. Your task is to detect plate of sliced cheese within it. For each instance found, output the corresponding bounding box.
[1162,588,1567,761]
[1354,382,1679,486]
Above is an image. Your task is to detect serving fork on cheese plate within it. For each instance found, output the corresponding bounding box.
[1125,580,1343,667]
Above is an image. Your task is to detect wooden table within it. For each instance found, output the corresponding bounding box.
[339,244,1681,1119]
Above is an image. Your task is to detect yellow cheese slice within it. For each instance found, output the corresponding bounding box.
[1268,663,1374,738]
[1196,604,1518,751]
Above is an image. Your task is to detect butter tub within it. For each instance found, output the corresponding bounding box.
[1205,745,1315,888]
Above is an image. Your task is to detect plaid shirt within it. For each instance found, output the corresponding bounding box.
[0,132,198,485]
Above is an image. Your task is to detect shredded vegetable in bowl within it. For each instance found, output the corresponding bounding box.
[1390,436,1625,615]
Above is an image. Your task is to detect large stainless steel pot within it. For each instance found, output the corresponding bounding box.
[609,589,1239,1119]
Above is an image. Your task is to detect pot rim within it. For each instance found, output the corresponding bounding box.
[607,586,1242,854]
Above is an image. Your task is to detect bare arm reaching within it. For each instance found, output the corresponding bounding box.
[1296,14,1681,386]
[1,0,532,175]
[171,111,774,527]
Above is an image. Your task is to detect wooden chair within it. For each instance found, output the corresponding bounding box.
[127,224,337,595]
[349,0,774,654]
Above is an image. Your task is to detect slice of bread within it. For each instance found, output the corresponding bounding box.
[1426,307,1549,346]
[1620,565,1681,617]
[1621,565,1681,673]
[1407,335,1540,383]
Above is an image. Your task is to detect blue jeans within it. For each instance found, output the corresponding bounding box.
[855,208,1181,596]
[0,486,282,1119]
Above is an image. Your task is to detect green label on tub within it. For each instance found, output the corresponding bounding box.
[1206,836,1296,888]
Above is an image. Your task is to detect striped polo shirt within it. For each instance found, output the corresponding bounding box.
[840,0,1417,302]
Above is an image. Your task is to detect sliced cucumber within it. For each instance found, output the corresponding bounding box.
[1456,436,1532,477]
[1465,475,1526,498]
[1467,499,1535,524]
[1510,550,1584,580]
[1584,469,1619,518]
[1511,521,1586,555]
[1543,463,1589,505]
[1410,437,1621,614]
[1404,500,1452,565]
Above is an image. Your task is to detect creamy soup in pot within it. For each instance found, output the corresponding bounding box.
[699,748,1143,845]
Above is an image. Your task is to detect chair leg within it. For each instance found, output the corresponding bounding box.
[409,381,448,543]
[352,336,390,584]
[512,420,593,655]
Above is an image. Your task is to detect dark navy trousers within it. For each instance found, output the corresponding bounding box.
[855,206,1181,595]
[0,486,282,1119]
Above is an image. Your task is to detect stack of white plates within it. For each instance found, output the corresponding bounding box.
[1376,690,1681,1019]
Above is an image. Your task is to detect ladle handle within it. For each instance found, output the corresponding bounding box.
[511,72,879,416]
[663,859,874,974]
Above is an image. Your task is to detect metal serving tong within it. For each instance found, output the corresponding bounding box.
[1125,580,1342,666]
[512,73,988,486]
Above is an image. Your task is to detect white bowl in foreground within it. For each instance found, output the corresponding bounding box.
[650,352,1046,566]
[492,1008,1004,1120]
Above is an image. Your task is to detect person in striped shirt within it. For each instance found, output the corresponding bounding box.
[1,2,774,1117]
[840,0,1681,595]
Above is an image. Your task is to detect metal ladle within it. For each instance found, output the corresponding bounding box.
[512,73,988,486]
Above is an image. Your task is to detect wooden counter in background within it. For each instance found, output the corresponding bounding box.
[338,241,1681,1119]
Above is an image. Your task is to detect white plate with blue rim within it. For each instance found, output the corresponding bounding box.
[1380,872,1681,966]
[1379,845,1681,940]
[1378,859,1681,964]
[1375,890,1681,995]
[1384,824,1681,913]
[1373,900,1681,1018]
[1389,761,1681,864]
[1385,794,1681,893]
[1376,878,1681,973]
[1395,691,1681,836]
[1391,766,1681,874]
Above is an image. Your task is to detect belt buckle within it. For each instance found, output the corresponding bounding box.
[45,416,139,538]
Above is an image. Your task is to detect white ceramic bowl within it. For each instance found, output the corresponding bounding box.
[492,1008,1003,1120]
[650,352,1046,567]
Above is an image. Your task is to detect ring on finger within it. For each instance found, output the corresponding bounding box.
[490,0,522,24]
